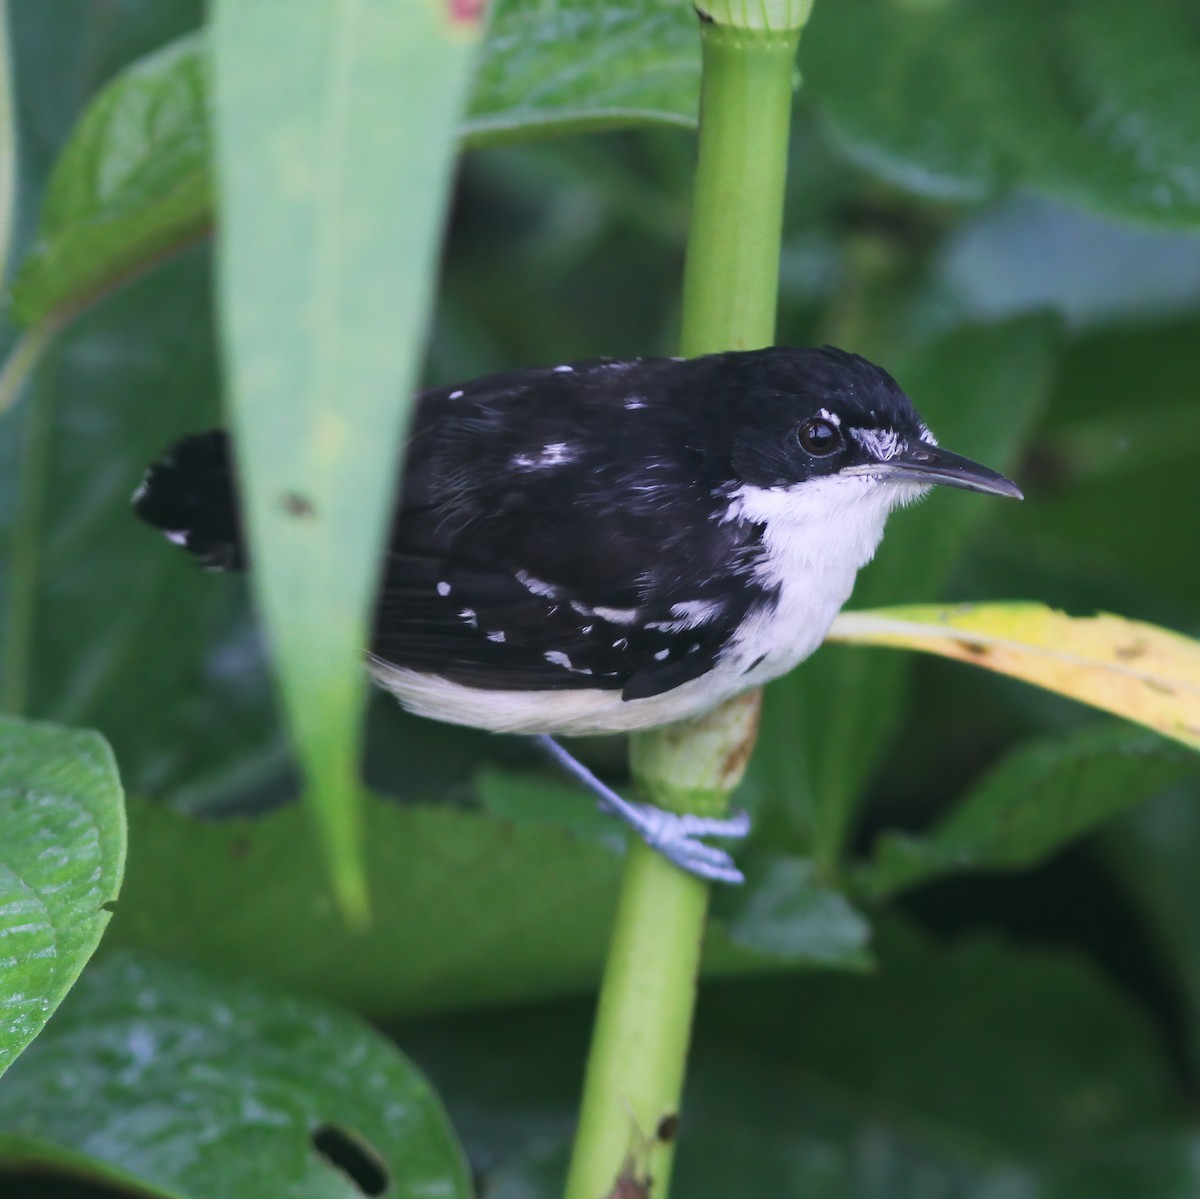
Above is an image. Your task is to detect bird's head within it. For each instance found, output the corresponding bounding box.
[719,344,1020,501]
[706,345,1021,569]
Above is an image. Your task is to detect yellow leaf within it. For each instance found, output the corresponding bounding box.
[827,603,1200,753]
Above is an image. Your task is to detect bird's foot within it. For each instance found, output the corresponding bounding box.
[533,734,749,885]
[621,801,749,885]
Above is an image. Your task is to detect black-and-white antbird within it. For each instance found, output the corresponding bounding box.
[134,346,1021,884]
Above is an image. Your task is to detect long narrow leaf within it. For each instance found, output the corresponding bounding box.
[211,0,486,919]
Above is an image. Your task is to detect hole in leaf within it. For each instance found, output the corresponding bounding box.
[312,1124,389,1196]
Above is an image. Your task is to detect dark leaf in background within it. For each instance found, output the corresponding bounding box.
[803,0,1200,227]
[0,718,124,1079]
[0,953,472,1199]
[711,854,871,967]
[860,726,1200,901]
[974,317,1200,622]
[0,249,278,798]
[1104,785,1200,1079]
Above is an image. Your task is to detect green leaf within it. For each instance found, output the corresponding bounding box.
[1103,783,1200,1077]
[711,854,871,967]
[722,921,1179,1156]
[745,316,1059,866]
[210,0,487,920]
[7,0,699,332]
[104,787,857,1020]
[0,952,472,1198]
[802,0,1200,228]
[0,717,125,1078]
[859,726,1200,901]
[7,33,211,328]
[464,0,698,144]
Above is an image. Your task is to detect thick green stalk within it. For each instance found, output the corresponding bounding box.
[563,12,804,1199]
[678,24,801,357]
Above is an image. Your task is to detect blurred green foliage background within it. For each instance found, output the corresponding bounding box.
[2,1,1200,1195]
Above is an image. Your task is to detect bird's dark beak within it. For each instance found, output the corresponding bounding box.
[848,443,1023,499]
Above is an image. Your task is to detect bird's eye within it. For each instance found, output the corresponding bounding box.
[797,417,842,456]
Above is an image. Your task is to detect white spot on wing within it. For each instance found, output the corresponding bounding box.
[624,394,647,410]
[592,605,638,625]
[449,389,464,400]
[437,581,451,597]
[670,599,720,626]
[487,630,506,643]
[513,442,576,470]
[164,530,189,546]
[459,608,477,628]
[544,648,592,674]
[646,599,721,634]
[654,648,670,661]
[516,570,559,598]
[553,364,574,374]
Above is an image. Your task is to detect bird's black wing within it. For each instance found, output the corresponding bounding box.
[133,357,771,701]
[372,359,767,699]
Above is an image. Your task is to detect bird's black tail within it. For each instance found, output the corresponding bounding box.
[133,430,246,570]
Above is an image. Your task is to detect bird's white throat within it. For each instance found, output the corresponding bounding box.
[718,473,926,689]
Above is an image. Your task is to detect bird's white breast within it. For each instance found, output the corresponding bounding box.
[719,474,914,688]
[369,476,920,736]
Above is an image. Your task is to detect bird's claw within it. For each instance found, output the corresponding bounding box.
[629,803,750,886]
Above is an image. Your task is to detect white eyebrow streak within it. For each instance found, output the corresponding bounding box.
[850,427,904,461]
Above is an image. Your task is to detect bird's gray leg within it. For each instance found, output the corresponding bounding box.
[534,734,749,885]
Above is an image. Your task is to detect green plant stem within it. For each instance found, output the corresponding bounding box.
[564,18,801,1199]
[564,841,708,1197]
[679,24,801,357]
